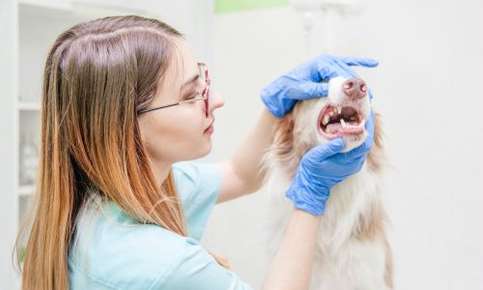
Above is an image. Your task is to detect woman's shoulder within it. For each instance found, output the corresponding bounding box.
[69,201,199,289]
[171,161,222,240]
[171,161,201,194]
[172,161,222,198]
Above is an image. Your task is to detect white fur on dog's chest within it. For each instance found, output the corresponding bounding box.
[264,163,390,290]
[318,164,380,252]
[265,163,378,247]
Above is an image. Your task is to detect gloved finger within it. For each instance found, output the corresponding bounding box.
[364,111,375,137]
[316,57,364,81]
[315,63,334,80]
[321,62,362,82]
[368,88,375,100]
[287,81,329,100]
[351,155,366,172]
[312,138,346,160]
[331,149,367,168]
[339,56,379,68]
[316,64,355,81]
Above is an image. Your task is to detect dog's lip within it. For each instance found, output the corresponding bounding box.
[317,104,366,139]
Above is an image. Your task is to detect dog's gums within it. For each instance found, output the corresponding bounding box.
[318,105,366,139]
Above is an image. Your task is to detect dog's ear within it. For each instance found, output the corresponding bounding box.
[367,112,384,172]
[272,113,295,158]
[261,112,297,181]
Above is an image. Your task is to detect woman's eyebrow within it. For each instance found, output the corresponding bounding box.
[180,73,200,91]
[179,77,199,100]
[179,62,205,97]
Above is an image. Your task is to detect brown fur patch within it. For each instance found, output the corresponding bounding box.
[355,200,387,240]
[367,112,385,173]
[354,200,393,289]
[383,233,394,289]
[272,114,295,158]
[270,113,300,177]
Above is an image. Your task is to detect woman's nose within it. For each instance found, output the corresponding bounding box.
[210,92,224,111]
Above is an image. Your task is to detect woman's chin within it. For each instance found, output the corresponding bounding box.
[180,135,212,161]
[196,139,212,158]
[203,140,213,155]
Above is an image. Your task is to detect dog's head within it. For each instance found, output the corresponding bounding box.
[318,76,371,151]
[268,76,384,176]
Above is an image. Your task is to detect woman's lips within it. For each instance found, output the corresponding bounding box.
[204,120,214,134]
[204,124,214,134]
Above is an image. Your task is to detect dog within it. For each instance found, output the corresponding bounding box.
[261,76,393,290]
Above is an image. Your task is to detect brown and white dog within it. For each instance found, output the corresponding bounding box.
[261,76,393,290]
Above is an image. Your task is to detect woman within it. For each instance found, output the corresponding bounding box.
[16,15,378,290]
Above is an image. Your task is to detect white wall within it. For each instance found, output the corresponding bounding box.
[0,0,19,288]
[202,1,483,289]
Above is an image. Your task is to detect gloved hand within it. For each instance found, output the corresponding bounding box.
[261,54,378,118]
[285,112,375,216]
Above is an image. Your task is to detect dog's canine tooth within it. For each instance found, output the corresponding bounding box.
[340,118,347,128]
[322,115,330,125]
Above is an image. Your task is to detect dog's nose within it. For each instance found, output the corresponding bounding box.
[343,78,367,100]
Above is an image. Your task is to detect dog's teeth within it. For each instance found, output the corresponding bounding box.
[322,115,330,125]
[340,118,347,128]
[338,107,342,114]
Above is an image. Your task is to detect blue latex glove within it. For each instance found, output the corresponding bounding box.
[261,54,378,118]
[285,111,375,216]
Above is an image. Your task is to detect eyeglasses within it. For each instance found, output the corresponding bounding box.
[138,62,210,117]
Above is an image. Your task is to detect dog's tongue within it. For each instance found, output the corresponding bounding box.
[326,122,364,135]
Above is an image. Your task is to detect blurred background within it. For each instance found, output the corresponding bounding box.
[1,0,482,289]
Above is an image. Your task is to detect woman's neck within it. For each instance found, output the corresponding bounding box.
[149,158,173,190]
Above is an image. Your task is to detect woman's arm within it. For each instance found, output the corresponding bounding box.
[217,108,277,203]
[166,138,370,290]
[261,209,321,290]
[156,208,321,290]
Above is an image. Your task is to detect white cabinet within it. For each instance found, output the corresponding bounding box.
[0,1,213,288]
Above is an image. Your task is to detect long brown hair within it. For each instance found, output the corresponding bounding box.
[15,15,224,290]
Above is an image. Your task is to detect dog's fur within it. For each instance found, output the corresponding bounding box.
[261,77,393,290]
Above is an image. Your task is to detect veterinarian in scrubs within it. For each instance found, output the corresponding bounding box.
[17,15,378,290]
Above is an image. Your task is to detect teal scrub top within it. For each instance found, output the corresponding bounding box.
[68,161,254,290]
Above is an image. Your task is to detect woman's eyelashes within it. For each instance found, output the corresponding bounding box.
[183,86,203,101]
